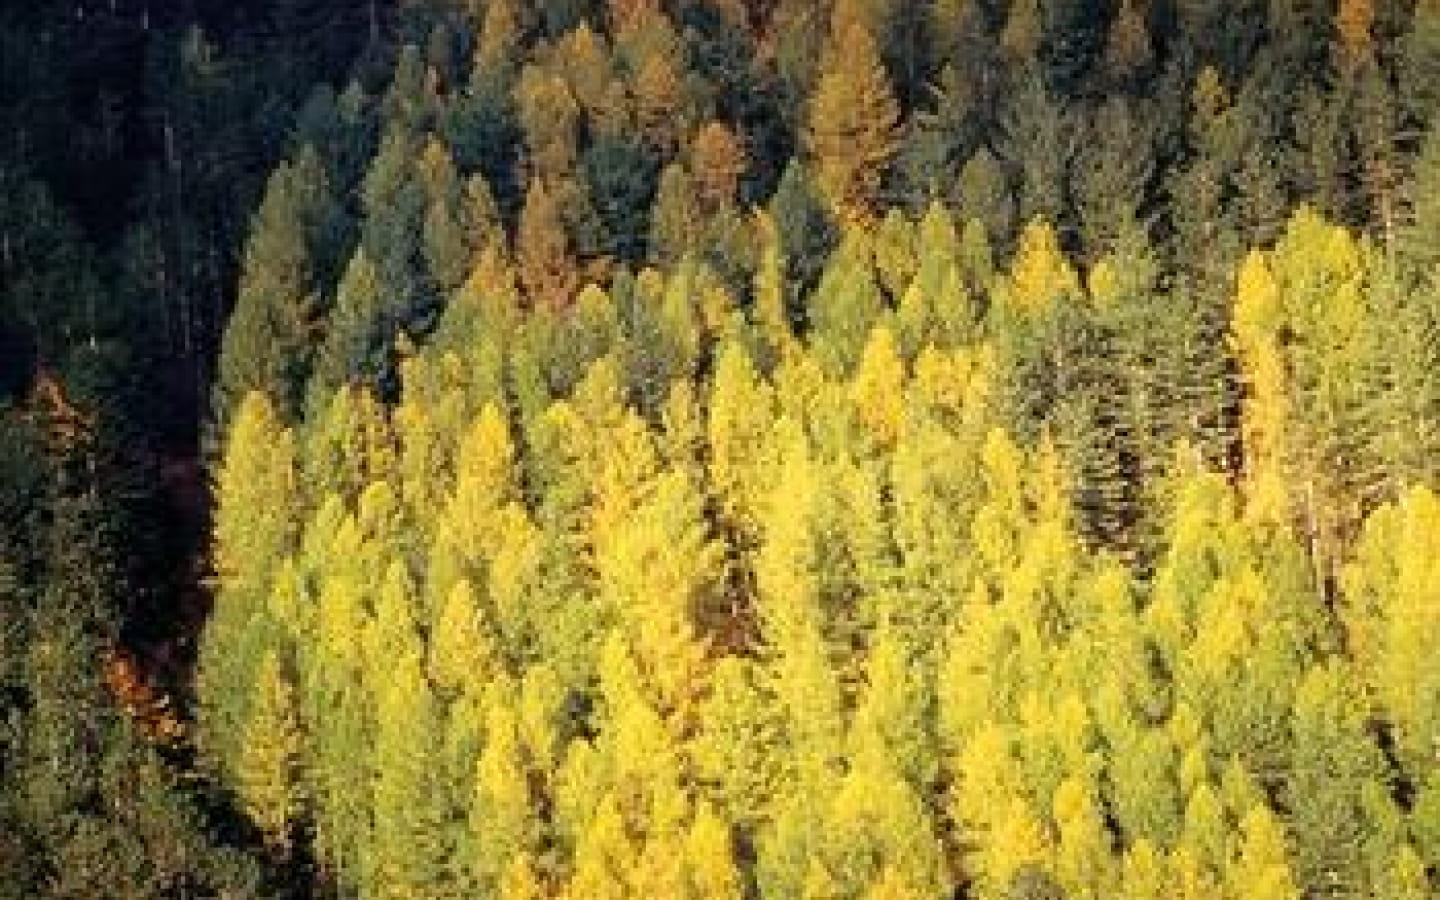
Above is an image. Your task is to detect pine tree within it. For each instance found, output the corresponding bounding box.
[630,46,685,154]
[199,392,299,777]
[1400,0,1440,127]
[427,579,497,696]
[1371,845,1432,900]
[770,159,840,307]
[1415,774,1440,874]
[563,793,635,900]
[417,137,479,295]
[809,231,888,376]
[755,420,845,793]
[981,797,1054,899]
[691,656,788,829]
[593,467,717,721]
[444,400,520,558]
[516,64,581,182]
[360,128,431,339]
[649,163,704,267]
[1335,0,1376,75]
[752,210,799,366]
[305,574,373,894]
[997,219,1080,321]
[585,133,660,264]
[1401,124,1440,278]
[1120,840,1170,900]
[818,731,949,898]
[212,392,299,596]
[692,122,747,214]
[1001,0,1043,65]
[1232,249,1291,527]
[1106,724,1182,848]
[708,340,776,553]
[1052,775,1118,899]
[1073,99,1154,262]
[1341,487,1440,781]
[498,853,547,900]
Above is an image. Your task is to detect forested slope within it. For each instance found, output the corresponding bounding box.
[200,1,1440,898]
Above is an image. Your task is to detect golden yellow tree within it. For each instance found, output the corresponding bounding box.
[235,650,307,854]
[1231,250,1290,526]
[852,325,907,453]
[805,7,901,224]
[1225,805,1301,900]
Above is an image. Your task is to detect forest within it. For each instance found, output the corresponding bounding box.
[4,0,1440,897]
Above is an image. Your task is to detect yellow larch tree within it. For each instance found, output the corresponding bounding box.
[1231,250,1290,527]
[443,401,519,558]
[1225,805,1300,900]
[1120,839,1171,900]
[707,340,777,548]
[235,650,307,855]
[977,796,1054,899]
[997,218,1082,321]
[1340,487,1440,779]
[468,680,538,895]
[592,468,718,722]
[685,803,746,900]
[427,578,498,697]
[1052,775,1118,899]
[851,325,907,453]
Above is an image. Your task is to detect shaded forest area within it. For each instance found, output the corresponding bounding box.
[6,0,1440,898]
[0,1,380,895]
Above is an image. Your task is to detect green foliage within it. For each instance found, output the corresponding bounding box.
[214,146,346,426]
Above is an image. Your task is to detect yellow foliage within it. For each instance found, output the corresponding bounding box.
[214,392,297,586]
[428,579,497,693]
[1003,219,1080,317]
[980,797,1053,895]
[865,865,926,900]
[1122,840,1170,900]
[564,795,634,900]
[236,651,306,853]
[686,805,745,900]
[1232,251,1281,347]
[497,853,546,900]
[852,326,907,451]
[1225,805,1300,900]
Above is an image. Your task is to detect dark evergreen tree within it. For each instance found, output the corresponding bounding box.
[213,146,345,427]
[769,159,839,329]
